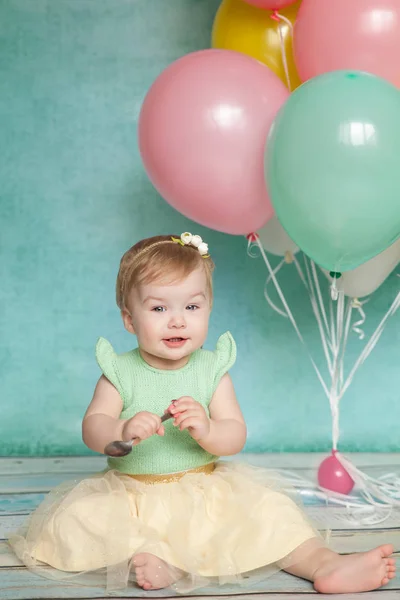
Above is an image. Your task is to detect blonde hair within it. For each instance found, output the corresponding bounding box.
[116,235,215,310]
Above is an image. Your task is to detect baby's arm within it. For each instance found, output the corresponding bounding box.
[82,375,164,454]
[200,373,247,456]
[171,374,246,456]
[82,376,126,453]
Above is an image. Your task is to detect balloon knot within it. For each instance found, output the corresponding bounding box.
[284,250,294,264]
[246,233,259,242]
[270,10,280,21]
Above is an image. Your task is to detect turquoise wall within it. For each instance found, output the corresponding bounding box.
[1,0,399,456]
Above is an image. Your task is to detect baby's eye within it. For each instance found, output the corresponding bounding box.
[152,306,166,312]
[186,305,199,311]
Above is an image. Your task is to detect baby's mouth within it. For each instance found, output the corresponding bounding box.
[163,337,188,347]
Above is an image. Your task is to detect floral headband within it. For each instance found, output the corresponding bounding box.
[171,232,210,258]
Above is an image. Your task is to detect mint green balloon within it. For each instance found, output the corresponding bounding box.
[265,71,400,272]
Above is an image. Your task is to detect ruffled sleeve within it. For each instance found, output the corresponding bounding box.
[95,337,130,408]
[211,332,237,394]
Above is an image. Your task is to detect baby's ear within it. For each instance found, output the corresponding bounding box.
[121,309,135,335]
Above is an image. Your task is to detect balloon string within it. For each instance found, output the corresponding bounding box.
[336,452,400,510]
[331,277,339,301]
[338,300,353,395]
[303,257,334,350]
[247,236,288,318]
[248,238,399,453]
[248,237,330,398]
[351,297,369,340]
[329,292,347,450]
[270,10,293,91]
[246,233,260,259]
[310,259,332,341]
[337,290,400,401]
[273,462,399,526]
[247,241,400,519]
[263,259,288,318]
[304,258,346,450]
[295,256,334,373]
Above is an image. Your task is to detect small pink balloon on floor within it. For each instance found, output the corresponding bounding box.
[294,0,400,88]
[138,49,289,235]
[242,0,297,9]
[318,451,355,495]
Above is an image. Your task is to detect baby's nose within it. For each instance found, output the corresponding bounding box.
[169,314,186,328]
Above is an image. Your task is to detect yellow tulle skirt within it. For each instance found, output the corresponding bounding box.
[9,461,323,592]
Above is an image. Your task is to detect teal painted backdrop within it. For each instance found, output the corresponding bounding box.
[1,0,399,456]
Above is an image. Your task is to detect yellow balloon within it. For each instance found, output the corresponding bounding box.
[212,0,302,91]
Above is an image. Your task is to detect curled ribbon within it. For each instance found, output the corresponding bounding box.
[351,297,369,340]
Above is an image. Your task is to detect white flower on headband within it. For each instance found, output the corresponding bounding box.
[181,232,193,245]
[178,232,209,257]
[198,242,209,256]
[191,235,203,248]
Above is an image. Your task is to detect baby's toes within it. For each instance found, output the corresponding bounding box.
[135,567,146,586]
[142,581,153,590]
[385,559,396,582]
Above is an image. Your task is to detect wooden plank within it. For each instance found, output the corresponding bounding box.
[0,493,45,515]
[1,464,399,496]
[2,510,400,541]
[0,473,95,494]
[306,505,400,530]
[118,595,400,600]
[0,541,23,567]
[2,509,400,553]
[3,489,400,532]
[0,538,396,570]
[0,563,399,599]
[0,456,107,477]
[0,566,310,598]
[329,531,400,554]
[6,537,400,570]
[100,595,400,600]
[1,453,400,477]
[1,515,26,540]
[240,453,400,470]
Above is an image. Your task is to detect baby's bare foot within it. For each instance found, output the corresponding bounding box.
[131,552,182,590]
[314,544,396,594]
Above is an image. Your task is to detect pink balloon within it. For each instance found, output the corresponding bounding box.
[242,0,296,9]
[294,0,400,87]
[138,49,288,235]
[318,451,355,495]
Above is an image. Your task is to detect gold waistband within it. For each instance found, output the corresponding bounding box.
[126,462,216,485]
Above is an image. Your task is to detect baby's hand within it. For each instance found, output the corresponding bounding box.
[122,412,164,444]
[168,397,210,441]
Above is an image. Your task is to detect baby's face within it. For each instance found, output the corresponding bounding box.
[126,267,211,369]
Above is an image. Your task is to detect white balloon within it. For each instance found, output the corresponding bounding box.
[257,216,299,258]
[325,238,400,298]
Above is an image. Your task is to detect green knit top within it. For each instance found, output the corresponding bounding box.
[96,332,236,475]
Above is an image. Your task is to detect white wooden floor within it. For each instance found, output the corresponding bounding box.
[1,453,399,600]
